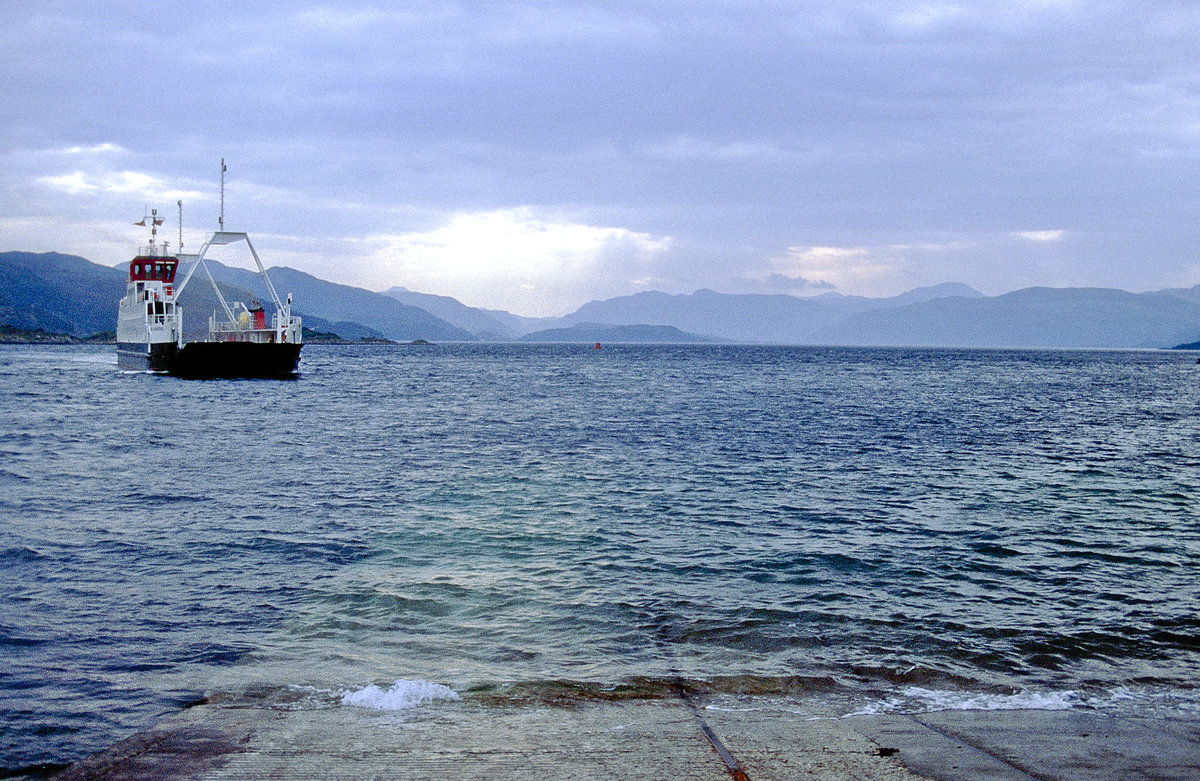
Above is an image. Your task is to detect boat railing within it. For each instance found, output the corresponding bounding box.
[205,309,301,344]
[208,313,277,343]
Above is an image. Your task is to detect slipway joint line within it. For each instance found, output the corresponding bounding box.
[672,681,752,781]
[904,714,1049,781]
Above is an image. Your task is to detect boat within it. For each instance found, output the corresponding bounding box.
[116,205,303,378]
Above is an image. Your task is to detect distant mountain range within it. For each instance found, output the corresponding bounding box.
[4,249,1200,348]
[556,283,986,344]
[381,286,554,340]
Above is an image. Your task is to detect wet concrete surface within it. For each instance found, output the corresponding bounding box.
[52,693,1200,780]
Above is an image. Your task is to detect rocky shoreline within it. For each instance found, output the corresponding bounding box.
[0,325,113,344]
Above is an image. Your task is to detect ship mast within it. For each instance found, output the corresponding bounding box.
[177,200,184,253]
[135,207,165,255]
[218,158,226,230]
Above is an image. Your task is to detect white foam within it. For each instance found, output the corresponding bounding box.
[341,679,460,711]
[900,686,1080,711]
[843,687,1082,718]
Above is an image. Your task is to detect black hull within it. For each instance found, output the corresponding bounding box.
[116,341,177,372]
[117,341,302,378]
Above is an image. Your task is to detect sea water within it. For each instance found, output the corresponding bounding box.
[2,343,1199,770]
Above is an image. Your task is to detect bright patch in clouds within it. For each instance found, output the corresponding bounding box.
[769,245,911,297]
[59,143,126,156]
[366,209,671,316]
[38,169,203,201]
[40,171,156,195]
[1014,229,1066,242]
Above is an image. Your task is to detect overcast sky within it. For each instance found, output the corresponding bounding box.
[2,2,1198,316]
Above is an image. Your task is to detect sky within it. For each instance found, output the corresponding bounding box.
[2,1,1199,317]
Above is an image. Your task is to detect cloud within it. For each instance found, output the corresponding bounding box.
[0,214,149,267]
[723,271,836,297]
[40,170,155,196]
[355,209,672,316]
[2,2,1200,305]
[1013,229,1066,242]
[37,170,205,201]
[768,245,914,297]
[58,143,126,156]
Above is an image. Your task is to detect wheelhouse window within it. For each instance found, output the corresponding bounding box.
[129,257,178,282]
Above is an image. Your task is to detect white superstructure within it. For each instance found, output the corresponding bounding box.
[116,209,183,349]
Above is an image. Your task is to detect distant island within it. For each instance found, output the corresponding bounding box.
[302,327,435,345]
[517,323,718,344]
[299,326,397,344]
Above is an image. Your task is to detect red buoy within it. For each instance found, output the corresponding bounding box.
[594,342,602,349]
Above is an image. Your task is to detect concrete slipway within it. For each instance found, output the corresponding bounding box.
[52,689,1200,781]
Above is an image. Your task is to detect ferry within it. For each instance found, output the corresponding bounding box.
[116,206,303,378]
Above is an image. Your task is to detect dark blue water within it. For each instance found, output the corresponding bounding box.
[3,343,1200,771]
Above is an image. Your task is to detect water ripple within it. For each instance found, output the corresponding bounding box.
[3,344,1200,768]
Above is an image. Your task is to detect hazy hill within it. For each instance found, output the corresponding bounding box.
[382,286,561,338]
[189,262,477,342]
[381,286,520,339]
[295,315,388,341]
[1160,284,1200,307]
[877,282,985,307]
[561,290,835,342]
[558,283,985,343]
[0,252,125,336]
[814,286,1200,348]
[517,323,719,343]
